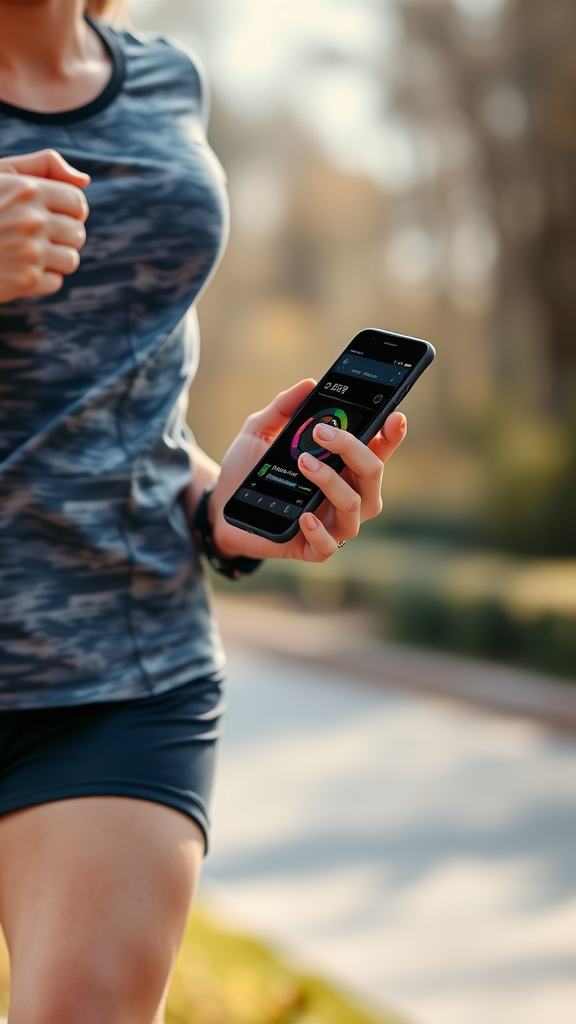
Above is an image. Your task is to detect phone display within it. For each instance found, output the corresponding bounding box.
[223,328,435,542]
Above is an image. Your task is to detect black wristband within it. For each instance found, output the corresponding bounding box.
[193,488,263,581]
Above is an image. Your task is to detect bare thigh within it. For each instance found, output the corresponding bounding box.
[0,797,205,1024]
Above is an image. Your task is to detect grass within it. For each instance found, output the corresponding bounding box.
[0,906,404,1024]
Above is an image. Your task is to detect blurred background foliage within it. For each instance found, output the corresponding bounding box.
[130,0,576,672]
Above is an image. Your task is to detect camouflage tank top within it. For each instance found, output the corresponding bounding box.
[0,18,228,707]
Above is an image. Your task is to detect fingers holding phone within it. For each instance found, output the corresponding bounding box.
[295,412,407,552]
[298,443,365,543]
[366,410,407,464]
[0,149,90,303]
[313,411,407,518]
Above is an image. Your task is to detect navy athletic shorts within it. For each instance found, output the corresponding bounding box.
[0,673,225,852]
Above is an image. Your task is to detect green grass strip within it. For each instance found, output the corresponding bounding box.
[168,906,406,1024]
[0,907,406,1024]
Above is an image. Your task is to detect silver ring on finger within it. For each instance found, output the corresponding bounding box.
[337,540,346,548]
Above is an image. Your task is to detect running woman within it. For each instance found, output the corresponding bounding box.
[0,1,407,1020]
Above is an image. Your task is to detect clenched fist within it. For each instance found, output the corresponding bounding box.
[0,149,90,303]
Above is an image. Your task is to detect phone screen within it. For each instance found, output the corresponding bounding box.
[224,329,431,539]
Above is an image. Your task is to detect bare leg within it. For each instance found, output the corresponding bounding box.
[0,797,205,1024]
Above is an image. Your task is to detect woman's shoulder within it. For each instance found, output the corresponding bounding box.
[103,22,211,124]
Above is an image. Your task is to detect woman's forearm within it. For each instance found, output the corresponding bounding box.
[182,445,221,527]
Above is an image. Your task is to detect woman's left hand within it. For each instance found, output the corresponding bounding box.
[209,379,407,563]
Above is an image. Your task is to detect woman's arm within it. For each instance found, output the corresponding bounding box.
[182,445,221,526]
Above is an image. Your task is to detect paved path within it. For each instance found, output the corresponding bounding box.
[214,594,576,733]
[202,644,576,1024]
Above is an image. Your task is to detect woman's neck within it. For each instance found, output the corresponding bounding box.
[0,0,112,113]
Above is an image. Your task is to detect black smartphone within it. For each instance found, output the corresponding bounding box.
[223,328,435,542]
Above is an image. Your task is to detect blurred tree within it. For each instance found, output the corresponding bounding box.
[132,0,576,554]
[384,0,576,554]
[389,0,576,406]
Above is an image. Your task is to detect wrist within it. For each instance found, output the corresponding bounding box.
[193,487,263,581]
[184,447,221,525]
[205,488,238,560]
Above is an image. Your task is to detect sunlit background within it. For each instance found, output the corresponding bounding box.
[124,3,576,1023]
[129,1,576,678]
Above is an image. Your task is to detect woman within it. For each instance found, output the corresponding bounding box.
[0,0,407,1020]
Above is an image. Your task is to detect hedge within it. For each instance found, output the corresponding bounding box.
[213,540,576,680]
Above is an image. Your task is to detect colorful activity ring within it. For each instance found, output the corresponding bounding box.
[290,407,348,461]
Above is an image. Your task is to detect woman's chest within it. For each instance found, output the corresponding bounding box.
[0,105,229,308]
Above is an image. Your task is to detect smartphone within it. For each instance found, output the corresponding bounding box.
[223,328,435,542]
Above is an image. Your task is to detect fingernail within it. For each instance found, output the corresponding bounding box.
[315,423,336,441]
[303,513,318,530]
[300,453,321,472]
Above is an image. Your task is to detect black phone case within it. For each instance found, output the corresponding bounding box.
[223,331,435,543]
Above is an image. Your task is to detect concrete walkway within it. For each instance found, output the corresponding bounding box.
[214,594,576,733]
[202,601,576,1024]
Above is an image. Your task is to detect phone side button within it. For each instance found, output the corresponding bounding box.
[394,382,413,404]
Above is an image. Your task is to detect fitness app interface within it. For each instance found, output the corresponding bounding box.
[228,334,415,528]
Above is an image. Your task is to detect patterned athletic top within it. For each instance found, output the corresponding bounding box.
[0,18,229,708]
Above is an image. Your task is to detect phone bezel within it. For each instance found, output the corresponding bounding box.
[223,328,435,543]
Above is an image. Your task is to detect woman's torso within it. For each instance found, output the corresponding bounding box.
[0,20,229,707]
